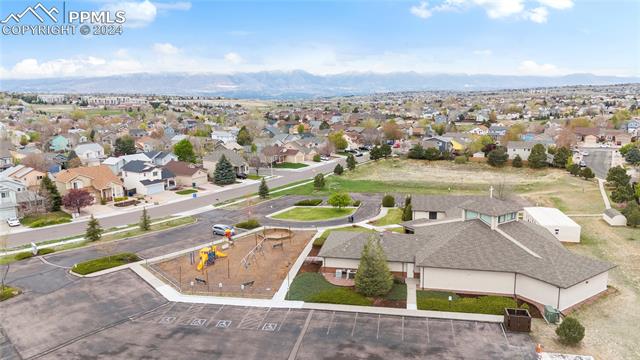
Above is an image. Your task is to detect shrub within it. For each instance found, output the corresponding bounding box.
[100,197,107,205]
[351,200,361,207]
[333,163,344,175]
[28,217,71,228]
[295,199,323,206]
[308,288,373,306]
[416,292,517,315]
[38,248,55,255]
[580,167,595,180]
[454,156,467,164]
[402,204,413,221]
[14,251,35,261]
[113,196,129,202]
[313,173,325,189]
[313,154,321,162]
[382,194,395,207]
[235,218,261,229]
[556,317,585,345]
[512,155,523,168]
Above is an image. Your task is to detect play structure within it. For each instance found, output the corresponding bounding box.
[196,245,227,271]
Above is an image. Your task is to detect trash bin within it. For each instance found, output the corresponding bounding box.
[544,305,560,324]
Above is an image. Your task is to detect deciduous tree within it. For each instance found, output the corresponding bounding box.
[328,192,351,208]
[62,189,93,214]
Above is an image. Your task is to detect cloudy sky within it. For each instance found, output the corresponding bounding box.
[0,0,638,79]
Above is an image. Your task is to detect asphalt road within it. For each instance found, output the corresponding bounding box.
[578,148,613,179]
[5,155,366,248]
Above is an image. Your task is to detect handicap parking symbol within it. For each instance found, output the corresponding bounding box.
[216,320,232,328]
[159,316,176,324]
[190,318,207,327]
[262,323,278,331]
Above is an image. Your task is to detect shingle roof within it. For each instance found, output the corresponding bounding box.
[320,219,614,289]
[54,165,122,190]
[163,160,203,176]
[121,160,160,173]
[411,195,522,217]
[203,149,247,167]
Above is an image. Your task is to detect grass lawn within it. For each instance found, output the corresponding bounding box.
[0,285,21,301]
[272,207,355,221]
[273,162,309,169]
[247,174,263,180]
[175,189,198,195]
[99,216,196,242]
[72,253,140,275]
[385,283,407,301]
[314,226,376,246]
[21,211,72,228]
[286,273,372,306]
[372,208,403,226]
[416,290,517,315]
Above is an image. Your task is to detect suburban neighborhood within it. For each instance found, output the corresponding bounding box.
[1,1,639,359]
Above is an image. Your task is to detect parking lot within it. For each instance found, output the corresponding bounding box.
[34,301,536,359]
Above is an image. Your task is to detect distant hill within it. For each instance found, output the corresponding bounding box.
[1,71,638,99]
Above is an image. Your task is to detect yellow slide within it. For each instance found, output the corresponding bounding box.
[196,251,208,271]
[196,246,227,270]
[214,248,227,258]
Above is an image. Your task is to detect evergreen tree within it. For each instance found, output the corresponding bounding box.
[607,166,631,187]
[370,146,382,160]
[85,215,103,242]
[114,136,136,155]
[623,202,640,227]
[258,178,269,199]
[408,144,425,159]
[611,184,635,203]
[528,144,548,169]
[214,155,236,185]
[139,207,151,231]
[346,154,356,171]
[580,167,595,180]
[40,175,61,211]
[423,147,441,160]
[487,149,508,167]
[319,121,330,130]
[553,147,571,168]
[313,173,325,189]
[380,144,392,157]
[334,163,344,175]
[403,195,411,208]
[354,236,394,297]
[556,317,585,345]
[625,147,640,165]
[512,155,523,168]
[402,203,413,221]
[236,125,253,146]
[568,163,581,176]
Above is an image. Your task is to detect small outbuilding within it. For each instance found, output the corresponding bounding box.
[523,207,581,243]
[602,208,627,227]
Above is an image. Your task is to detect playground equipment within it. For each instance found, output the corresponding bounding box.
[196,245,227,271]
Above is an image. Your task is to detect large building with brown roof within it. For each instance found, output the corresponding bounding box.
[54,165,125,201]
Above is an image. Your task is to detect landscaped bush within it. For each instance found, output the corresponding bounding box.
[114,199,139,207]
[351,200,361,207]
[73,253,141,275]
[416,291,517,315]
[294,199,323,206]
[114,196,129,202]
[29,218,71,227]
[556,317,585,345]
[313,154,321,162]
[313,232,330,246]
[308,287,373,306]
[235,219,261,229]
[0,286,21,302]
[14,251,35,261]
[454,156,467,164]
[382,194,395,207]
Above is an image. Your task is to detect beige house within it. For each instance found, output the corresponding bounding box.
[282,148,305,163]
[54,165,124,201]
[163,160,208,187]
[0,165,45,190]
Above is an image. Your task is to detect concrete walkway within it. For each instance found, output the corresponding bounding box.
[597,178,612,209]
[406,278,418,310]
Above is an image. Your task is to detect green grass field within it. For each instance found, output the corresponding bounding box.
[286,273,372,305]
[416,291,517,315]
[21,211,72,228]
[273,162,309,169]
[175,189,198,195]
[372,208,403,226]
[272,207,355,221]
[72,253,140,275]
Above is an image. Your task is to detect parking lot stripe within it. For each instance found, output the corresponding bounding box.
[450,320,457,346]
[205,305,225,327]
[376,314,381,340]
[500,323,511,346]
[278,308,291,332]
[425,318,430,344]
[401,316,405,342]
[287,310,314,360]
[351,313,358,337]
[326,311,335,335]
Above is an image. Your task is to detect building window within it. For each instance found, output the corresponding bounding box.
[0,192,6,198]
[480,213,492,225]
[428,212,438,220]
[555,229,559,235]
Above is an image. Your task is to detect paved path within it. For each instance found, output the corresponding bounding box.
[597,178,612,209]
[406,278,418,310]
[4,155,367,248]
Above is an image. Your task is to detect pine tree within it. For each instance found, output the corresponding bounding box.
[346,154,356,171]
[402,203,413,221]
[139,207,151,231]
[527,144,548,169]
[370,146,381,160]
[313,173,325,189]
[334,163,344,175]
[354,236,393,297]
[512,154,523,168]
[40,175,61,211]
[85,215,103,242]
[259,178,269,199]
[214,155,236,185]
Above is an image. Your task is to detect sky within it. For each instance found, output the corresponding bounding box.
[0,0,638,79]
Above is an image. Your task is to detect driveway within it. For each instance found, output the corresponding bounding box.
[579,148,613,179]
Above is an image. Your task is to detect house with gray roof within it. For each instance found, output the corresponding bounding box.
[121,160,175,195]
[319,194,614,312]
[202,149,249,177]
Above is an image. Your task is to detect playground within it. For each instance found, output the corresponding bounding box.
[150,228,315,298]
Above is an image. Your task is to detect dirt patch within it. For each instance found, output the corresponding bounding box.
[372,299,406,309]
[150,229,315,298]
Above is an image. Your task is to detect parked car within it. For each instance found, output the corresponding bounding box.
[319,155,330,161]
[579,160,587,167]
[6,217,20,227]
[354,151,364,157]
[236,173,248,180]
[212,224,236,236]
[581,151,589,156]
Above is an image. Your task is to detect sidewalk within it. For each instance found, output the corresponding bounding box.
[597,178,611,209]
[406,278,418,310]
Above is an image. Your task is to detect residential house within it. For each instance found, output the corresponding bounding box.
[573,127,600,145]
[0,178,23,220]
[488,125,507,140]
[625,119,640,135]
[506,141,547,160]
[129,129,147,138]
[319,194,614,312]
[144,151,178,166]
[102,153,152,175]
[0,165,45,190]
[163,160,208,187]
[468,125,489,136]
[211,130,236,144]
[136,136,163,152]
[54,165,125,201]
[523,207,581,243]
[0,141,13,170]
[121,161,175,195]
[49,135,70,152]
[74,143,105,166]
[203,149,249,177]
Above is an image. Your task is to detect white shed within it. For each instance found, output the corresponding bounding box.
[523,207,581,243]
[602,208,627,227]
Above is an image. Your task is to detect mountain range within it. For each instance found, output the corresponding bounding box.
[1,71,638,99]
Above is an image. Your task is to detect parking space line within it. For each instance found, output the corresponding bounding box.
[326,311,335,335]
[450,320,457,346]
[158,302,176,318]
[205,305,225,327]
[277,308,291,332]
[401,316,404,342]
[376,315,380,340]
[425,318,430,344]
[500,323,511,346]
[351,313,358,337]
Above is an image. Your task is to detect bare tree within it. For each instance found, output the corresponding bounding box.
[21,153,52,172]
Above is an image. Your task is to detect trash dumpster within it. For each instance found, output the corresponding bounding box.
[503,308,531,332]
[544,305,560,324]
